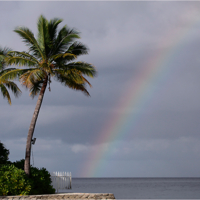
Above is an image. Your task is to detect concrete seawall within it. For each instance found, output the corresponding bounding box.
[0,193,115,199]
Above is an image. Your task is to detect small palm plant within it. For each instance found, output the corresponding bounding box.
[3,15,97,176]
[0,47,21,104]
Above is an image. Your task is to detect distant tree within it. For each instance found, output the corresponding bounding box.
[0,47,21,104]
[0,141,10,164]
[3,15,97,176]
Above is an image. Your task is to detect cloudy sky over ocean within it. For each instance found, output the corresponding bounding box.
[1,1,200,177]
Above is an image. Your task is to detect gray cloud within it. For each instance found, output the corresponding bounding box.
[1,1,200,177]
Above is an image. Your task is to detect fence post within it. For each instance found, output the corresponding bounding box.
[57,171,59,193]
[70,172,72,189]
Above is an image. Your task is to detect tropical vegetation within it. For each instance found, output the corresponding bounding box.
[0,47,21,104]
[0,142,55,196]
[0,141,10,165]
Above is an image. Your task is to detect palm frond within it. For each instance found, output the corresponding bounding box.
[54,72,90,96]
[80,75,92,87]
[0,47,12,59]
[53,26,80,55]
[0,47,12,70]
[8,51,39,64]
[0,84,11,104]
[50,53,77,62]
[55,68,83,84]
[14,27,44,59]
[0,69,30,82]
[5,56,38,68]
[20,69,46,88]
[67,42,88,58]
[37,15,50,58]
[62,62,97,77]
[0,68,18,77]
[0,47,22,104]
[48,17,63,44]
[3,81,22,98]
[29,80,43,98]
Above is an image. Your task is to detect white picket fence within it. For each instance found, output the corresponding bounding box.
[51,172,72,192]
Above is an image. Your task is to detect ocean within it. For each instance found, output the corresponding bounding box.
[62,178,200,199]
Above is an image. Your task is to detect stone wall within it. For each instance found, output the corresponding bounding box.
[0,193,115,199]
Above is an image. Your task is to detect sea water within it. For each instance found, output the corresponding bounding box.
[61,178,200,199]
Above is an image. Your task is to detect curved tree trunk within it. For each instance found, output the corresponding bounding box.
[24,76,48,176]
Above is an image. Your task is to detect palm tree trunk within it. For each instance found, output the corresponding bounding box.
[24,76,48,176]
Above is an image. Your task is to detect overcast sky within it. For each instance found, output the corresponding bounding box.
[1,1,200,178]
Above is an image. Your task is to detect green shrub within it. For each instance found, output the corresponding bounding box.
[0,141,55,196]
[0,142,10,165]
[12,159,24,170]
[13,159,55,195]
[0,165,31,196]
[29,167,55,195]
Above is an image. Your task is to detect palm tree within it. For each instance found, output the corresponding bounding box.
[0,47,21,104]
[4,15,97,176]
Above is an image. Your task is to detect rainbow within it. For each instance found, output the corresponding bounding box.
[81,8,199,177]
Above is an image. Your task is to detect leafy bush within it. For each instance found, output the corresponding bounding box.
[0,141,55,196]
[0,165,31,196]
[0,142,10,165]
[29,167,55,195]
[12,159,24,170]
[13,159,55,195]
